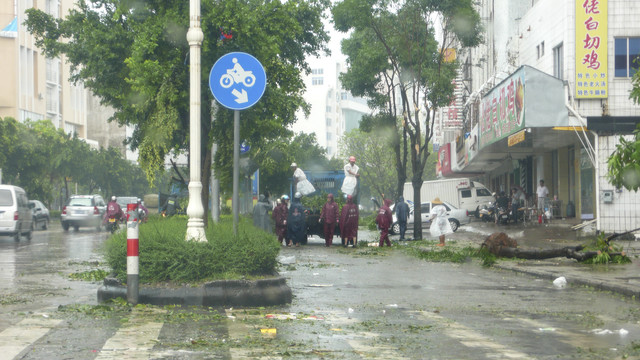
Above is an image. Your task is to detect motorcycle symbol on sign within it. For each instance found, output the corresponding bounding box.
[219,58,256,88]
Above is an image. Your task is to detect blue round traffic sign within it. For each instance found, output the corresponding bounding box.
[209,52,266,110]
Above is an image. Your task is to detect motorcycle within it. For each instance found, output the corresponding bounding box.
[105,215,122,233]
[495,205,510,225]
[478,204,496,222]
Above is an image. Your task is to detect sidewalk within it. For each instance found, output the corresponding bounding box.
[460,218,640,300]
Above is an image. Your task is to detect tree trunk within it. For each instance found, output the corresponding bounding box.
[492,246,624,262]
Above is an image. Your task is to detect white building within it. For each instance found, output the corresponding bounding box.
[292,58,371,159]
[0,0,125,154]
[438,0,640,234]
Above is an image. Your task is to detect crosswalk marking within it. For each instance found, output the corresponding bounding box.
[95,308,164,360]
[416,311,531,359]
[0,317,63,359]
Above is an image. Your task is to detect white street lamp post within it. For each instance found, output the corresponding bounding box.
[185,0,207,242]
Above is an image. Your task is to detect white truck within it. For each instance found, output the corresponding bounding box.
[403,178,494,215]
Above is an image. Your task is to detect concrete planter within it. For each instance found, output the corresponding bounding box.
[97,276,292,306]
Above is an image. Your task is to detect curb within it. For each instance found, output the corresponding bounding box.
[494,263,640,299]
[97,276,292,306]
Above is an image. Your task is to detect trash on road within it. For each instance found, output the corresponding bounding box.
[307,284,333,287]
[278,255,296,264]
[553,276,567,288]
[265,313,324,321]
[538,327,556,332]
[385,304,399,308]
[591,328,629,336]
[266,313,296,320]
[260,328,277,337]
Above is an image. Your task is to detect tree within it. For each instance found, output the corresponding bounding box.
[0,117,150,206]
[25,0,330,225]
[251,133,335,198]
[339,128,397,201]
[332,0,481,238]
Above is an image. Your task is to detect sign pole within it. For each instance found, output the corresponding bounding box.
[233,110,240,235]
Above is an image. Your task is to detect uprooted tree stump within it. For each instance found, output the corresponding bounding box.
[481,232,625,262]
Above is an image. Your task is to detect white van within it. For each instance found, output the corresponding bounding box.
[403,178,495,215]
[0,185,33,241]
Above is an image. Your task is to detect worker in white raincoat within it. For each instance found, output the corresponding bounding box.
[429,197,453,246]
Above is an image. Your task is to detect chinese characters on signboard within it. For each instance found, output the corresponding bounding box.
[443,78,463,129]
[575,0,608,99]
[478,70,525,149]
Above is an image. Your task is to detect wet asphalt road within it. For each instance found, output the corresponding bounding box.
[0,222,639,359]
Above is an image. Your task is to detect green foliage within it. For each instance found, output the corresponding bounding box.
[104,216,281,283]
[332,0,482,238]
[25,0,330,189]
[0,117,150,205]
[69,269,110,282]
[580,234,632,265]
[301,192,346,210]
[607,125,640,191]
[404,242,496,267]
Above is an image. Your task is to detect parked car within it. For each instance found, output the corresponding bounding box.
[390,200,471,235]
[116,196,138,213]
[0,185,33,241]
[29,200,50,230]
[61,194,106,231]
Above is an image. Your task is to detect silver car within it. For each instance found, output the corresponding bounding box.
[391,200,471,235]
[61,195,106,231]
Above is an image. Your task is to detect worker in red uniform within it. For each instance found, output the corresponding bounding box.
[376,198,393,247]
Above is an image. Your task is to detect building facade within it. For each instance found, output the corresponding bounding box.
[0,0,125,153]
[292,60,371,159]
[438,0,640,233]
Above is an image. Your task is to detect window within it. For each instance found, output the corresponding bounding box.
[326,133,333,141]
[341,92,348,100]
[311,68,323,75]
[615,37,640,77]
[537,41,545,59]
[312,77,323,85]
[460,189,472,198]
[421,204,431,213]
[326,117,331,126]
[476,188,492,197]
[553,44,563,79]
[326,105,331,112]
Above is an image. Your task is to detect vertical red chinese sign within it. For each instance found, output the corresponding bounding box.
[575,0,608,99]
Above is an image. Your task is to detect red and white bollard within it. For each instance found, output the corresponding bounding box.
[126,203,139,304]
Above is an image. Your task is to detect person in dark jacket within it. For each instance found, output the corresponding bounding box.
[287,192,306,247]
[252,194,272,232]
[340,194,359,247]
[394,196,410,240]
[162,194,180,216]
[376,198,393,247]
[318,193,339,247]
[272,195,289,245]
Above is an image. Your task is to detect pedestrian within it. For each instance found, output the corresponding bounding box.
[341,156,359,197]
[510,187,526,224]
[429,197,453,246]
[291,162,316,196]
[318,193,339,247]
[536,179,549,212]
[272,195,289,245]
[162,194,180,217]
[287,192,307,247]
[252,194,272,232]
[375,198,393,247]
[394,196,410,240]
[340,194,359,247]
